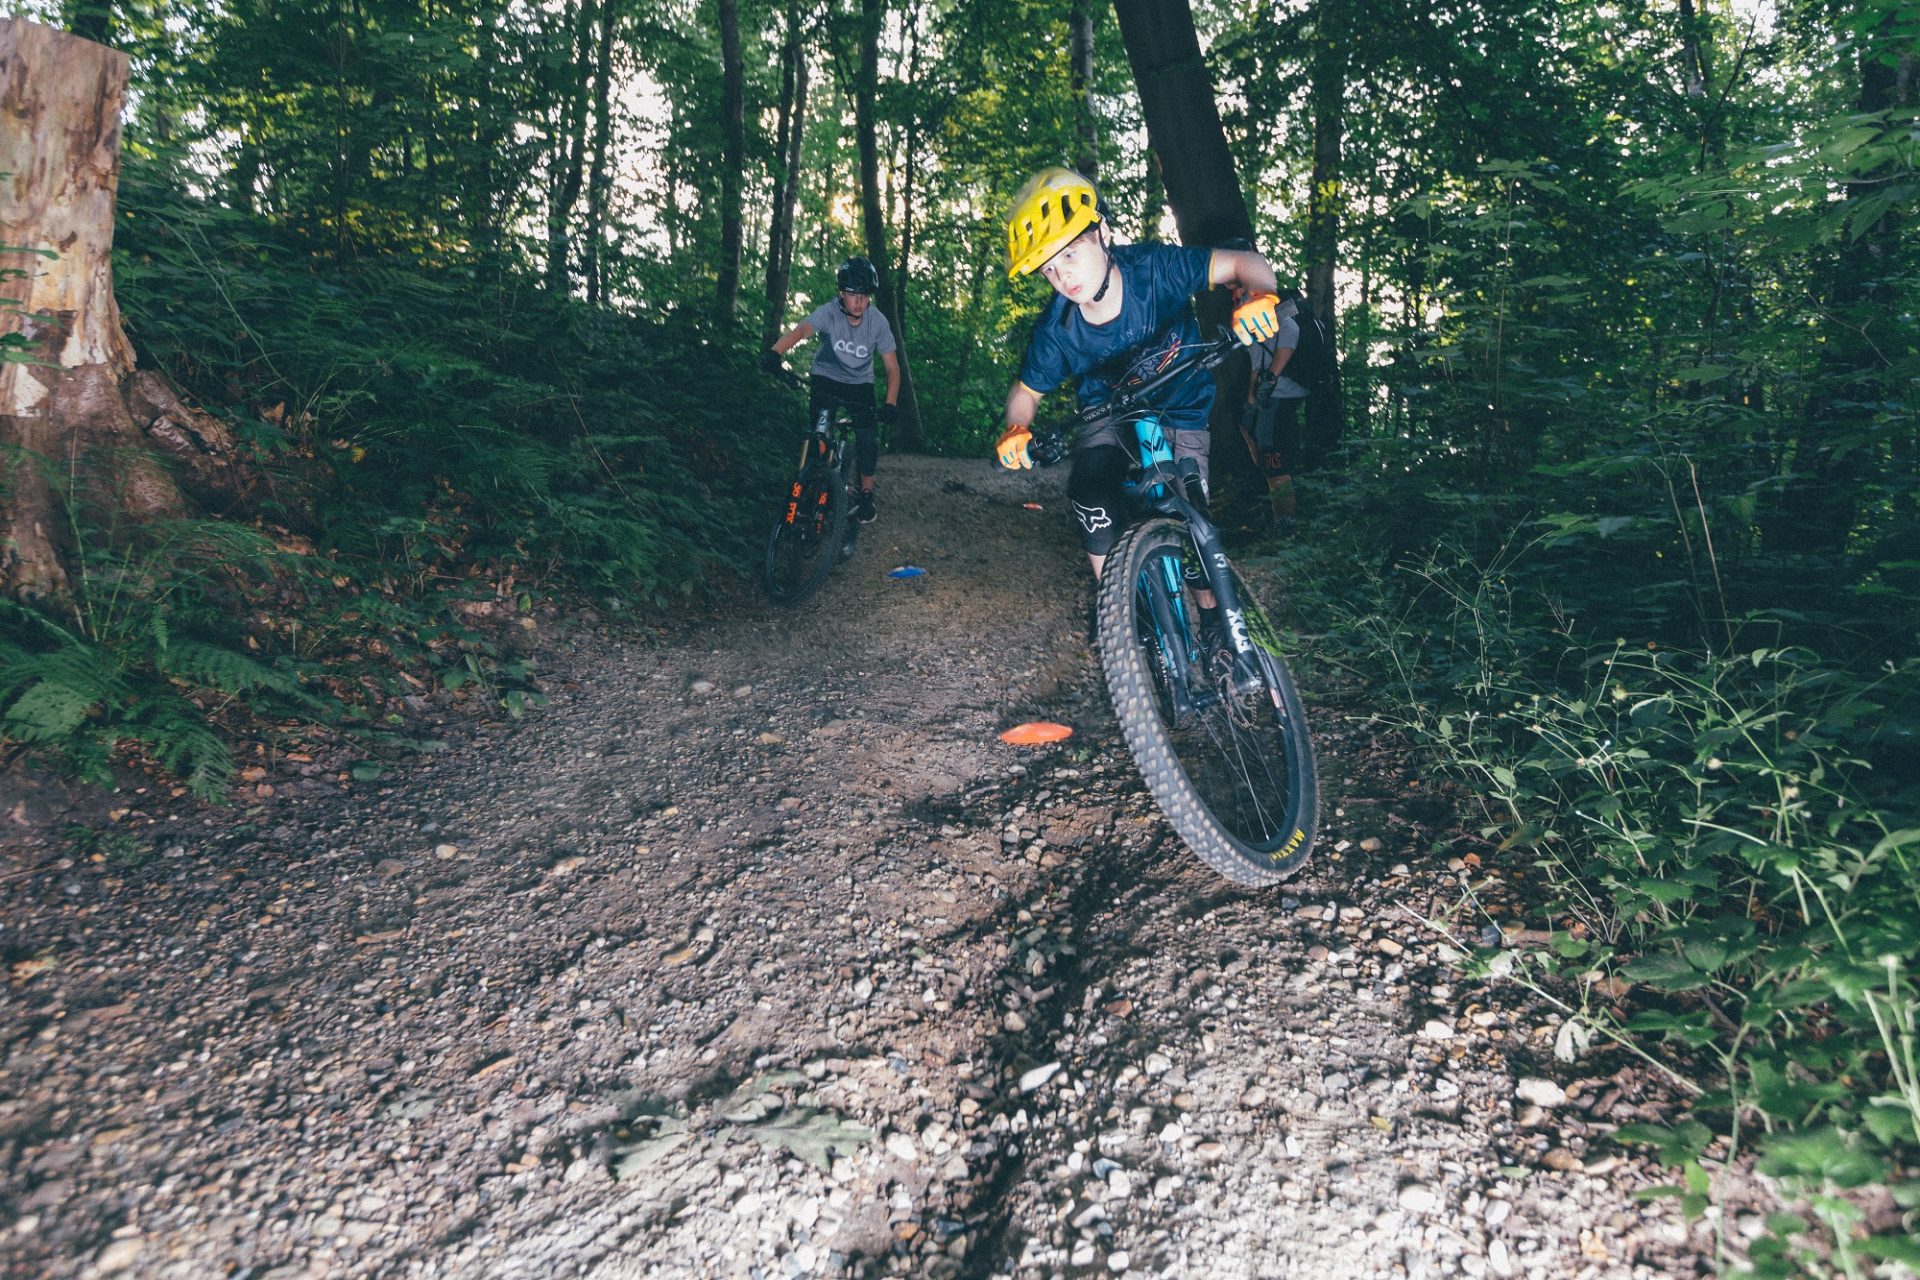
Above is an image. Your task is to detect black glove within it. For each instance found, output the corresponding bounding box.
[878,402,899,427]
[759,350,783,374]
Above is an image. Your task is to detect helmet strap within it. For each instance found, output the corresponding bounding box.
[1088,237,1116,305]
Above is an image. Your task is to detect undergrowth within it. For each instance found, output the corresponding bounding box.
[1271,453,1920,1275]
[2,159,799,800]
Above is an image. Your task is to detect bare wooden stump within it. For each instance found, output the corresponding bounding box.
[1,17,251,606]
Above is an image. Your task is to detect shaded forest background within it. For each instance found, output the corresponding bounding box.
[2,0,1917,1270]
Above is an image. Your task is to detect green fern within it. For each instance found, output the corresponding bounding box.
[158,640,302,695]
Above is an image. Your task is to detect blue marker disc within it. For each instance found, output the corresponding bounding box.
[888,566,927,579]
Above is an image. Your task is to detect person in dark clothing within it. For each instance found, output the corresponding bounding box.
[761,256,901,524]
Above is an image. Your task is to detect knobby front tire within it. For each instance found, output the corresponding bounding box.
[762,463,849,606]
[1096,518,1319,885]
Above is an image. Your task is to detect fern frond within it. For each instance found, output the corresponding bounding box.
[159,640,301,695]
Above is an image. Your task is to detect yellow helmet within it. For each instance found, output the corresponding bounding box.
[1005,166,1101,278]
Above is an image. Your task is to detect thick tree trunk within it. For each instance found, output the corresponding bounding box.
[1110,0,1254,493]
[716,0,746,321]
[1109,0,1253,249]
[1,19,251,606]
[856,0,922,450]
[1300,0,1347,468]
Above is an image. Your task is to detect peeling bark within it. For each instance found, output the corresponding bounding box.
[1,18,252,606]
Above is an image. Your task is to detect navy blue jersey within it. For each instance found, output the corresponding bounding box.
[1016,243,1217,432]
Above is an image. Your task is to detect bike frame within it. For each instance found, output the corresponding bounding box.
[1072,331,1268,695]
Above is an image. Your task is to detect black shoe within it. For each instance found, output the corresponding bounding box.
[855,492,877,524]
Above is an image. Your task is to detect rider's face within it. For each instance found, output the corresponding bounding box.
[1039,230,1107,303]
[839,289,871,318]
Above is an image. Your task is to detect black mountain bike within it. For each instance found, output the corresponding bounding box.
[1035,329,1319,885]
[762,369,861,605]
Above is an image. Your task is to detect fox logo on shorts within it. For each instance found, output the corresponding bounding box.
[1073,502,1113,535]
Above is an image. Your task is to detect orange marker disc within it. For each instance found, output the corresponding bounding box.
[999,721,1074,745]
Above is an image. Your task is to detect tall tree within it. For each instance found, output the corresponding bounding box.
[1109,0,1254,248]
[1070,0,1098,178]
[762,0,810,348]
[545,0,596,293]
[716,0,746,320]
[582,0,618,304]
[1299,0,1348,467]
[856,0,922,448]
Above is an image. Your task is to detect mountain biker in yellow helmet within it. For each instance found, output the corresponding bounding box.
[995,166,1283,578]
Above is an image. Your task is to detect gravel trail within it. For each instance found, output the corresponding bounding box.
[1,454,1708,1278]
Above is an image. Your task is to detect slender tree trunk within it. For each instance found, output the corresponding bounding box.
[1299,0,1347,469]
[1140,146,1165,241]
[1109,0,1253,248]
[1,20,252,605]
[716,0,746,321]
[895,0,924,336]
[762,12,810,349]
[545,0,594,294]
[856,0,922,449]
[1070,0,1098,178]
[582,0,616,304]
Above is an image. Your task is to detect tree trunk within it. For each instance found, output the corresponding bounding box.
[1110,0,1253,492]
[716,0,746,321]
[1109,0,1254,249]
[762,0,809,348]
[1,19,252,606]
[582,0,616,304]
[1140,146,1165,241]
[856,0,922,449]
[895,0,925,337]
[1070,0,1098,179]
[1299,0,1347,468]
[544,0,594,295]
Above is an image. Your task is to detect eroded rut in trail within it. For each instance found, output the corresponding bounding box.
[3,456,1714,1279]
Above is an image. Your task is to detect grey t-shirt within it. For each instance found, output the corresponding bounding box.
[1252,297,1308,401]
[805,301,897,385]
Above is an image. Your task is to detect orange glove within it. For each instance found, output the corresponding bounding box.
[996,424,1033,470]
[1231,292,1281,345]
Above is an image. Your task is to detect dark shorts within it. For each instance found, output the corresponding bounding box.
[808,375,879,477]
[1067,414,1210,557]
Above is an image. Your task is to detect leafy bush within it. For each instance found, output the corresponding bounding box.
[1316,511,1920,1269]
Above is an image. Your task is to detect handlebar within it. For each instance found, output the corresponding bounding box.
[1019,327,1242,466]
[1074,326,1240,428]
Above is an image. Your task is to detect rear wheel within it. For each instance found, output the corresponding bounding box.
[763,463,848,605]
[1097,518,1318,884]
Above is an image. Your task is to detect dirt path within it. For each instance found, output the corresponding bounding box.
[1,454,1710,1279]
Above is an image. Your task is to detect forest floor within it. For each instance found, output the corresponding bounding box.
[2,454,1734,1279]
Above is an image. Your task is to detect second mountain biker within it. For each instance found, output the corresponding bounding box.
[992,166,1285,572]
[762,256,901,525]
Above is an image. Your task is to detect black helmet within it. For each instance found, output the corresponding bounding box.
[836,256,879,294]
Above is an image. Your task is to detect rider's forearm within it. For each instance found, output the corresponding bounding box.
[1004,382,1040,429]
[883,355,901,405]
[770,322,813,357]
[1236,257,1279,298]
